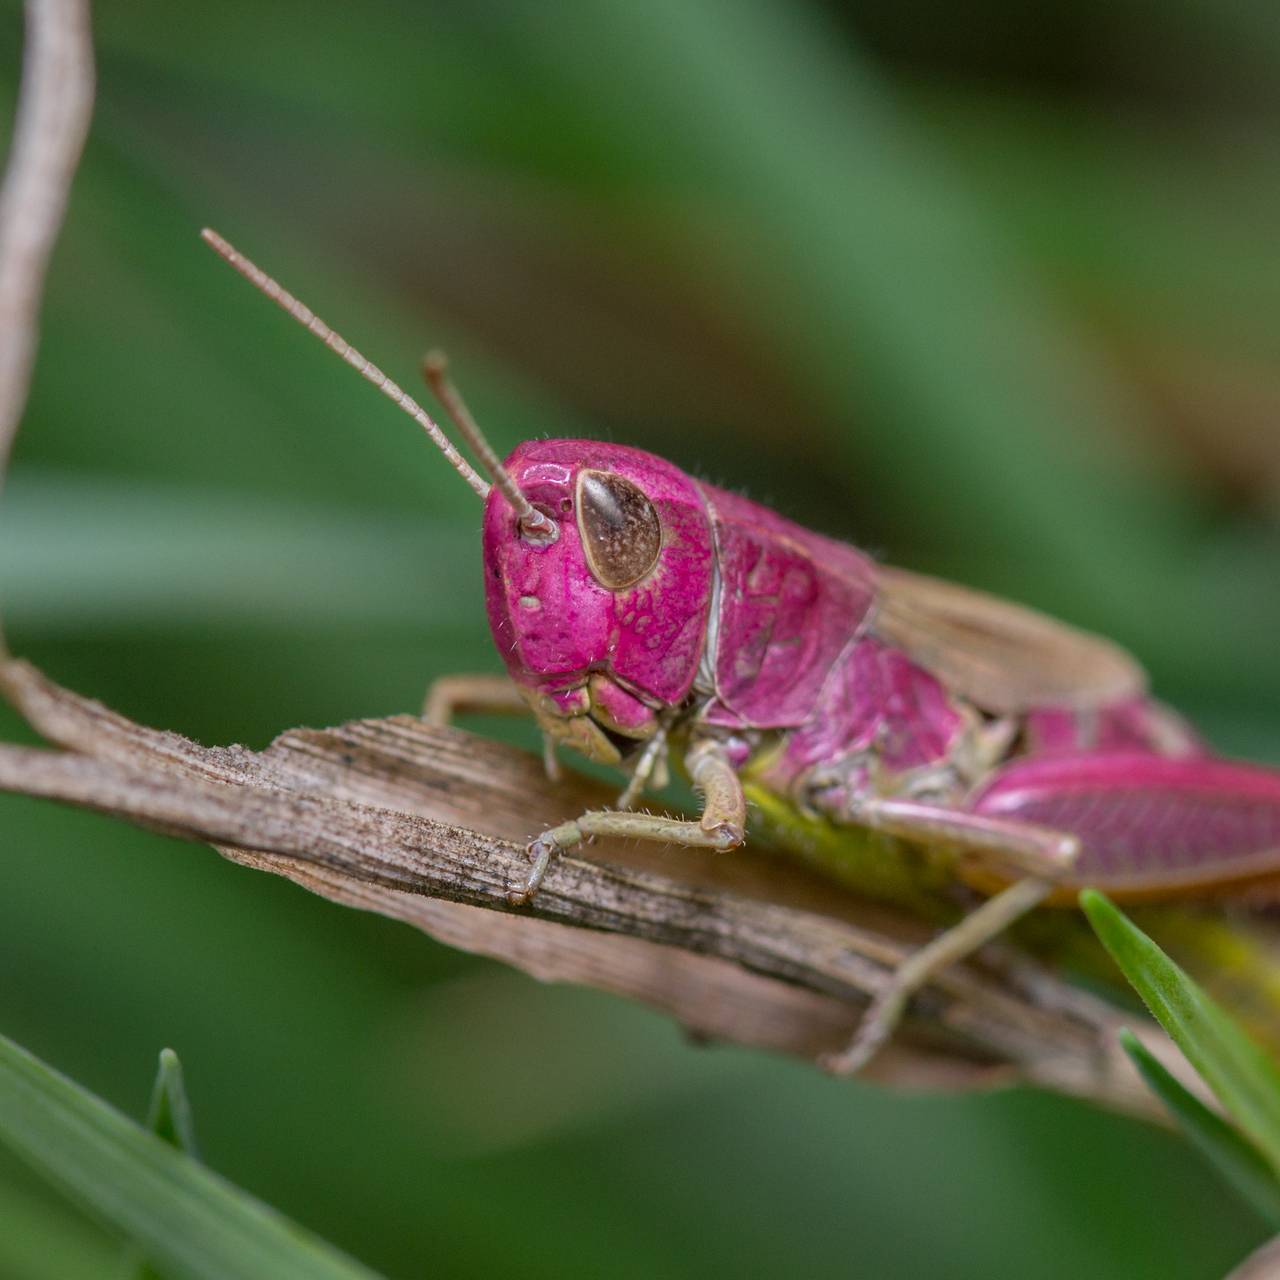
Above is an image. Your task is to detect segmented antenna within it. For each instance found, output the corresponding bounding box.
[199,229,490,501]
[421,350,554,537]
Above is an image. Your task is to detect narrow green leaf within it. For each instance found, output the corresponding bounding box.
[1120,1030,1280,1229]
[1082,890,1280,1175]
[0,1175,119,1280]
[0,1030,384,1280]
[0,470,476,633]
[145,1049,198,1160]
[133,1049,201,1280]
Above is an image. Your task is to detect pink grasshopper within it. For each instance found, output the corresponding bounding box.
[204,230,1280,1073]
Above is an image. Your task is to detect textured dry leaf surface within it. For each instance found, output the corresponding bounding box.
[0,656,1166,1116]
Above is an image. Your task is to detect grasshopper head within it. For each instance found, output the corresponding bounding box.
[482,440,715,764]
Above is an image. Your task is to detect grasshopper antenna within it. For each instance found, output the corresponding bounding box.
[199,228,491,501]
[421,350,554,539]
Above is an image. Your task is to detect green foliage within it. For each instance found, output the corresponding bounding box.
[0,1031,381,1280]
[146,1049,199,1159]
[1119,1031,1280,1230]
[1084,893,1280,1231]
[0,1176,118,1280]
[134,1048,200,1279]
[1083,891,1280,1175]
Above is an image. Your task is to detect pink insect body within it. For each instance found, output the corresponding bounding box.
[203,229,1280,1071]
[486,438,1280,912]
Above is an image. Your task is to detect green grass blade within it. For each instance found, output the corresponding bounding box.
[1082,890,1280,1175]
[0,471,475,633]
[1120,1030,1280,1229]
[0,1175,120,1280]
[145,1049,198,1160]
[134,1049,201,1280]
[0,1031,384,1280]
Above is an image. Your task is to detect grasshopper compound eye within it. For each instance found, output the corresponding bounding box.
[576,470,662,590]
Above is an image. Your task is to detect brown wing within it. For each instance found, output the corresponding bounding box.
[872,566,1146,715]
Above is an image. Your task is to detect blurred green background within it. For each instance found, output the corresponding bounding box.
[2,1,1279,1276]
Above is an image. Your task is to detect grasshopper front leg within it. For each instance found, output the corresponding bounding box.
[512,739,745,904]
[422,673,562,781]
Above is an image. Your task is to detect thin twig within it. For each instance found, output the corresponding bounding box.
[0,0,94,653]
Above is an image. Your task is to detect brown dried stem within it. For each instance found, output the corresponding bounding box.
[0,0,93,495]
[0,0,93,657]
[0,656,1167,1114]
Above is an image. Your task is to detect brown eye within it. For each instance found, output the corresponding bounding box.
[576,470,661,590]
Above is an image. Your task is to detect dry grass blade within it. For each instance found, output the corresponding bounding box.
[0,0,93,491]
[0,0,94,661]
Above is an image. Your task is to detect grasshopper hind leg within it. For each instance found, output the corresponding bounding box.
[812,791,1081,1075]
[820,876,1059,1075]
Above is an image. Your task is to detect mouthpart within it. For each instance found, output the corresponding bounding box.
[517,674,659,766]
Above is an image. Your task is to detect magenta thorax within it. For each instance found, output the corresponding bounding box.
[696,486,877,728]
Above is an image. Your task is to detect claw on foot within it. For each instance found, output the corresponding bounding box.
[820,984,911,1076]
[508,837,553,905]
[820,1022,889,1077]
[509,820,581,905]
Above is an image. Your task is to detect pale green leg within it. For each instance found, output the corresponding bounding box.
[820,875,1058,1075]
[512,740,744,904]
[819,795,1081,1075]
[422,673,562,782]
